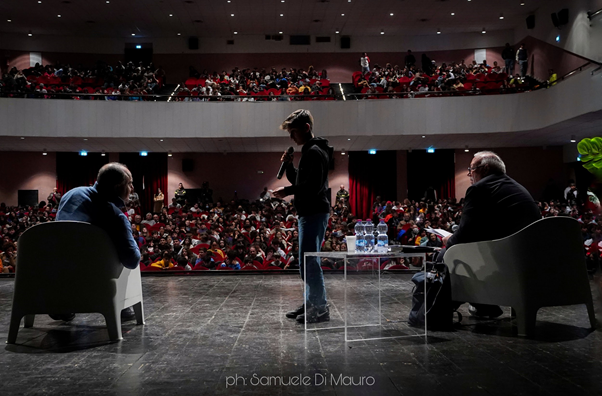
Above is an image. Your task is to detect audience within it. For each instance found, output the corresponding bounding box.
[0,61,164,99]
[5,181,600,273]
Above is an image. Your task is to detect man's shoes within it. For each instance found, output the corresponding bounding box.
[296,305,330,324]
[49,313,76,322]
[286,304,306,319]
[121,307,136,321]
[468,304,503,319]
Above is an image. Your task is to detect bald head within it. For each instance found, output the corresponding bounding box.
[97,162,133,201]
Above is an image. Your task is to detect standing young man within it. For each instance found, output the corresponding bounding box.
[273,109,333,323]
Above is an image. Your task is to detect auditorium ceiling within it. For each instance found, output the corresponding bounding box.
[0,0,548,38]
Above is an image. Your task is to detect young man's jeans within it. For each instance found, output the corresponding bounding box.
[298,212,329,308]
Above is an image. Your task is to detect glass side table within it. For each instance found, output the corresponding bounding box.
[304,251,427,342]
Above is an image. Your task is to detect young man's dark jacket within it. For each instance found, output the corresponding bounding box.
[283,137,333,217]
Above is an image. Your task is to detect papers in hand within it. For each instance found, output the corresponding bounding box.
[426,227,453,239]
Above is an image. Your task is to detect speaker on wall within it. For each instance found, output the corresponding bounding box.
[188,36,199,50]
[558,9,569,26]
[182,158,194,172]
[526,15,535,29]
[341,36,351,49]
[551,13,560,28]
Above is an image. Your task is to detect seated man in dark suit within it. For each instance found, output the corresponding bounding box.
[440,151,541,318]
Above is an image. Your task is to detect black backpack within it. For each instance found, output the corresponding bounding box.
[408,262,461,330]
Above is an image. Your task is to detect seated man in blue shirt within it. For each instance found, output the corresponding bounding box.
[52,162,141,321]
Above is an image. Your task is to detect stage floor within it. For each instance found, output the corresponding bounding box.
[0,274,601,396]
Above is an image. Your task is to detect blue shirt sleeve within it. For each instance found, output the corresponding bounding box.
[112,211,141,269]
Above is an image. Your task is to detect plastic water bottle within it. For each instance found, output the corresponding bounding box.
[354,220,365,252]
[364,220,375,252]
[376,219,389,252]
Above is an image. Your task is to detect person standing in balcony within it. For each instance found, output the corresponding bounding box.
[502,43,515,74]
[516,43,528,77]
[359,53,370,74]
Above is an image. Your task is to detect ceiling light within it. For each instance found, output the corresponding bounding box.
[233,31,238,34]
[57,15,61,18]
[28,31,33,36]
[571,135,576,143]
[101,152,106,156]
[499,13,504,20]
[437,29,441,34]
[390,13,394,16]
[7,19,11,22]
[168,151,173,157]
[231,13,235,16]
[464,145,469,152]
[131,33,135,36]
[281,0,285,2]
[227,0,231,2]
[335,29,339,34]
[347,138,351,141]
[83,138,88,141]
[169,14,173,17]
[368,149,377,155]
[20,137,25,139]
[279,31,283,34]
[135,45,142,49]
[421,135,425,138]
[280,14,283,16]
[79,150,88,157]
[482,28,486,34]
[341,152,346,155]
[520,2,525,6]
[341,13,345,16]
[38,1,41,3]
[140,151,148,157]
[160,139,164,142]
[380,29,384,34]
[451,12,455,16]
[42,152,47,156]
[177,32,181,35]
[106,1,110,3]
[427,147,435,153]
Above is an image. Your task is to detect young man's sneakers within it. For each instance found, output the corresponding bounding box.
[296,305,330,324]
[285,303,330,323]
[468,304,503,319]
[285,304,305,319]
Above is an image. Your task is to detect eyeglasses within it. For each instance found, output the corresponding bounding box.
[467,165,484,174]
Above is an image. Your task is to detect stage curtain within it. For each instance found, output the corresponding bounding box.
[407,149,455,201]
[348,151,397,219]
[119,153,168,213]
[56,152,108,195]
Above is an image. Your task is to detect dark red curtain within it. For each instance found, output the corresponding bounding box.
[348,151,397,220]
[119,153,168,213]
[407,149,455,201]
[56,152,109,195]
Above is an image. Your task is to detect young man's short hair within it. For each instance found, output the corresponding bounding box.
[280,109,314,131]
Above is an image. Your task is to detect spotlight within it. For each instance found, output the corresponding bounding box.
[570,135,576,143]
[368,149,377,155]
[427,147,435,153]
[79,150,88,156]
[140,151,148,157]
[136,45,142,49]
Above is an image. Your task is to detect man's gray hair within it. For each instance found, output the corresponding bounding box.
[474,151,506,174]
[97,162,130,194]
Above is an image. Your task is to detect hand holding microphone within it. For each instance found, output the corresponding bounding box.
[277,146,294,179]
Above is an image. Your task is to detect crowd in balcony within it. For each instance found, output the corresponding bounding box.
[0,61,165,99]
[352,48,552,98]
[3,179,600,274]
[179,66,334,101]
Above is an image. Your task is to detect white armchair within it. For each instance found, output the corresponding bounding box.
[7,221,145,343]
[444,217,596,336]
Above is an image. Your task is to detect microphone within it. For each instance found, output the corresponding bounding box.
[277,146,295,179]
